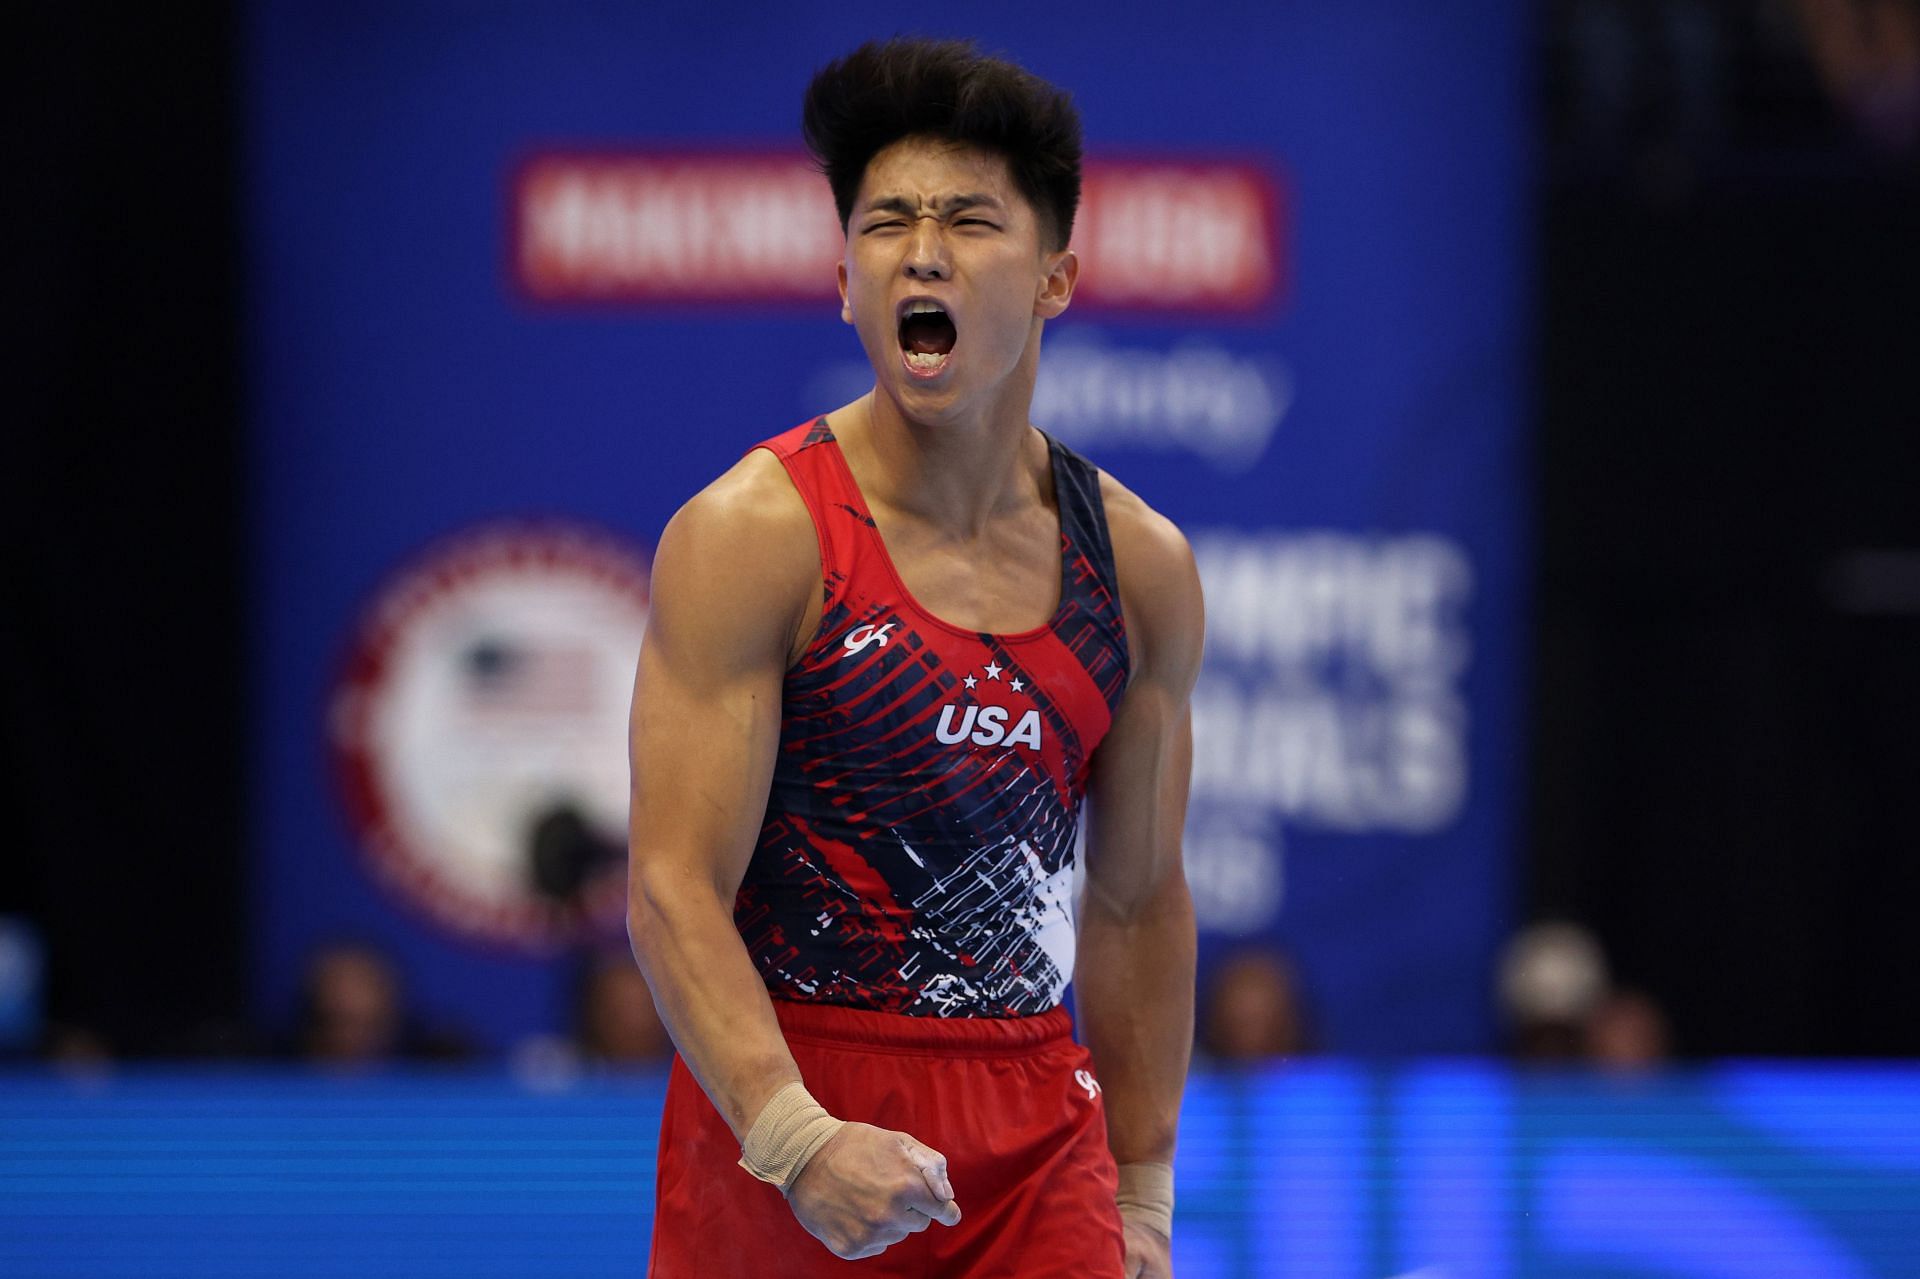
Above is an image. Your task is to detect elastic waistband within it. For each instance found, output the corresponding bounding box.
[772,999,1074,1058]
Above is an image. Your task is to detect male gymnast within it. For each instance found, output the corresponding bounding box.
[628,36,1202,1278]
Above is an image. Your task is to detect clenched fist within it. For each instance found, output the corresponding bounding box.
[1121,1214,1173,1278]
[787,1122,963,1260]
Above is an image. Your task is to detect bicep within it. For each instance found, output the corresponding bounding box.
[628,617,783,904]
[627,484,811,905]
[1083,513,1205,914]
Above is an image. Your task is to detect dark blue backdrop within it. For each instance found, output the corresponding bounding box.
[248,3,1529,1055]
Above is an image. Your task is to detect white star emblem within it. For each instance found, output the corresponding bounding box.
[983,661,1003,681]
[1011,677,1025,692]
[963,674,977,690]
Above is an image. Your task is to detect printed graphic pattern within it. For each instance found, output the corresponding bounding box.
[735,422,1130,1016]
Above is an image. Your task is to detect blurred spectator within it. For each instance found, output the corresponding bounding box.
[1499,921,1676,1068]
[1499,920,1610,1061]
[574,950,672,1066]
[296,942,402,1065]
[292,940,474,1068]
[1198,946,1315,1064]
[507,950,671,1088]
[42,1022,114,1070]
[1798,0,1920,154]
[1585,988,1674,1070]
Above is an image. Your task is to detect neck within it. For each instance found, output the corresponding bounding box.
[846,333,1048,536]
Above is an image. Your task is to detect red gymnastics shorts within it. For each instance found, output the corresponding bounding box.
[648,999,1127,1278]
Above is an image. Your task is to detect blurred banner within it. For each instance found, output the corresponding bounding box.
[249,3,1528,1053]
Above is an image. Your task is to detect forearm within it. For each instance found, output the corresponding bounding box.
[1074,877,1196,1165]
[628,862,801,1142]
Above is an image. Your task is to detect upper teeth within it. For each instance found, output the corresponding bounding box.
[905,302,945,316]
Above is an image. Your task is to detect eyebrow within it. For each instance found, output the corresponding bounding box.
[860,193,1006,219]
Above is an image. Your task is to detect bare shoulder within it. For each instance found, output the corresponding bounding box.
[663,448,813,566]
[1097,469,1197,590]
[1097,469,1204,688]
[651,447,820,667]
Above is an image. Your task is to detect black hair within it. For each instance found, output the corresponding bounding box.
[801,37,1083,251]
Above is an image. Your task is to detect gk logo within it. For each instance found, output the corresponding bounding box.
[1074,1069,1102,1100]
[842,622,896,655]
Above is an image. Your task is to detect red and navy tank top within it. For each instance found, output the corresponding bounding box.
[734,418,1131,1018]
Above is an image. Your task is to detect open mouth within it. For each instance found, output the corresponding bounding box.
[898,300,957,375]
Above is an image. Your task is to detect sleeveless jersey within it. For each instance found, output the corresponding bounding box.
[734,418,1131,1017]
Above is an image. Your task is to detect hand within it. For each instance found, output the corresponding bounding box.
[1121,1213,1172,1279]
[785,1121,962,1259]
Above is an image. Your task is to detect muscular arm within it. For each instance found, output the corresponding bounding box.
[1076,483,1203,1271]
[627,450,961,1259]
[625,451,816,1139]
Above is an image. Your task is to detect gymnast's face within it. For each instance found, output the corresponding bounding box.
[837,136,1076,428]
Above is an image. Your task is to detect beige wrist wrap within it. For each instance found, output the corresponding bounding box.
[737,1081,844,1195]
[1116,1161,1176,1239]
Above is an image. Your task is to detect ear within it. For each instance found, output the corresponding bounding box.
[1034,248,1078,320]
[837,259,853,325]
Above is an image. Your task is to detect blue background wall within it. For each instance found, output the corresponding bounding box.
[248,2,1529,1054]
